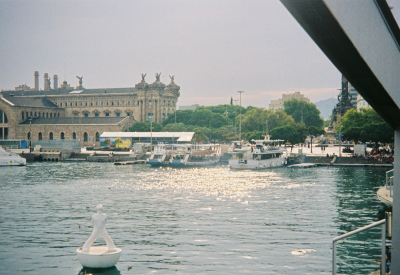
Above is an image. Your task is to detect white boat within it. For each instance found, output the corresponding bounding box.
[229,135,287,170]
[182,144,221,166]
[146,143,222,167]
[0,147,27,166]
[146,143,191,166]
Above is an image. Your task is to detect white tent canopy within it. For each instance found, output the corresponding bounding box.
[100,132,194,142]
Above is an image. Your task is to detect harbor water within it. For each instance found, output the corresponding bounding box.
[0,163,391,274]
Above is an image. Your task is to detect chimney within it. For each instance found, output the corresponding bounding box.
[44,73,49,90]
[53,75,58,89]
[34,71,39,90]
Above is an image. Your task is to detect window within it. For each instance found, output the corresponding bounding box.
[38,113,41,118]
[61,132,65,139]
[127,112,131,116]
[80,102,83,106]
[54,113,56,118]
[50,113,52,118]
[49,132,53,140]
[86,102,88,106]
[96,102,98,106]
[116,113,120,117]
[34,112,37,117]
[58,113,60,118]
[26,112,29,119]
[30,112,33,117]
[85,113,89,118]
[46,113,49,118]
[73,132,76,139]
[128,101,131,105]
[42,112,45,117]
[38,132,42,140]
[70,102,72,106]
[91,102,93,106]
[96,132,100,142]
[64,102,67,106]
[22,112,24,120]
[101,101,103,106]
[84,132,88,142]
[107,101,109,106]
[162,113,165,121]
[75,102,77,106]
[105,113,110,117]
[148,113,153,121]
[117,101,119,106]
[95,113,99,117]
[112,102,114,106]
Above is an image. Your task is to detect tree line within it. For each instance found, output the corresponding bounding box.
[128,98,325,144]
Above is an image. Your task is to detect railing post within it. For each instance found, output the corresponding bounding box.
[381,219,386,275]
[332,240,336,275]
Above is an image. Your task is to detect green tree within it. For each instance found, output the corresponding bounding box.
[129,121,162,132]
[162,123,187,132]
[269,125,300,144]
[340,108,393,144]
[241,108,295,133]
[162,110,194,126]
[283,98,324,129]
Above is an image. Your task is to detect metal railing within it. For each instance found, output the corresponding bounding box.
[386,169,394,198]
[332,219,386,275]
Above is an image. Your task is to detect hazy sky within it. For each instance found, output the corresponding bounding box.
[1,0,400,108]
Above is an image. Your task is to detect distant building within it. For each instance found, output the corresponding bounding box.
[269,91,310,110]
[357,94,371,111]
[179,104,199,110]
[0,71,180,147]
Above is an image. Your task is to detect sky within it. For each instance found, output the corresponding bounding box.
[1,0,400,108]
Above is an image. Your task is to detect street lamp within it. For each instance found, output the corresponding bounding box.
[237,91,244,141]
[337,88,342,157]
[233,99,239,135]
[29,117,32,152]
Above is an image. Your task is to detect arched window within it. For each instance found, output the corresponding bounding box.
[42,112,45,118]
[30,111,33,117]
[96,132,100,142]
[22,112,25,120]
[73,132,76,139]
[50,113,52,118]
[0,109,7,123]
[46,113,49,118]
[58,113,60,118]
[84,132,88,142]
[61,132,65,139]
[105,113,110,117]
[49,132,53,140]
[27,132,31,140]
[38,132,42,141]
[34,112,37,117]
[54,113,56,118]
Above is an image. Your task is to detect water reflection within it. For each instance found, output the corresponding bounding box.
[78,266,121,275]
[0,163,391,274]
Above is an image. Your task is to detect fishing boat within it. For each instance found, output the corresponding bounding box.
[147,143,221,167]
[229,135,287,170]
[146,143,186,166]
[0,147,27,166]
[182,144,221,166]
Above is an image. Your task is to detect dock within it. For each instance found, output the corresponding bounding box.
[114,160,146,165]
[287,163,317,168]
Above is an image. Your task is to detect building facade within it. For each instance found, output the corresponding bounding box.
[269,91,310,110]
[0,72,180,146]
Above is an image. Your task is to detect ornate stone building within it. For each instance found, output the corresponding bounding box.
[0,72,180,146]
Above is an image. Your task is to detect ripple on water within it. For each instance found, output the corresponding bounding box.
[0,163,389,275]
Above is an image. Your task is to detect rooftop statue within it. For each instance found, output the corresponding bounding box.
[169,75,175,82]
[76,76,83,88]
[155,72,161,82]
[141,73,147,82]
[82,204,117,252]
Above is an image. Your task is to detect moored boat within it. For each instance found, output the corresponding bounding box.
[229,135,287,170]
[0,147,27,166]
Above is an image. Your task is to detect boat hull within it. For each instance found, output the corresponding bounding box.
[229,157,286,170]
[0,157,26,166]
